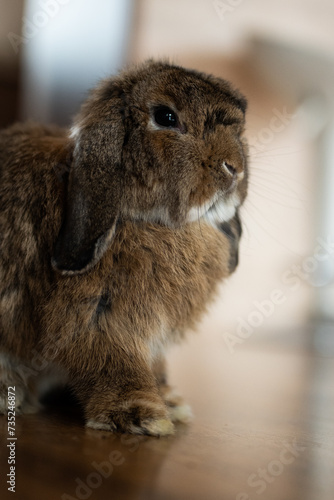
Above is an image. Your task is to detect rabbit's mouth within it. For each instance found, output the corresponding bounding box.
[187,192,239,225]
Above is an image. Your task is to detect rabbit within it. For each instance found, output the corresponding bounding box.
[0,60,248,436]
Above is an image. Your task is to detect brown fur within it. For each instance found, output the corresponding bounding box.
[0,61,248,435]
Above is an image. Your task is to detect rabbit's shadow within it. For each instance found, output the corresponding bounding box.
[39,384,85,424]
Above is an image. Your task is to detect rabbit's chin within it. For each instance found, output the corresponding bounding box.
[187,192,240,225]
[124,192,239,229]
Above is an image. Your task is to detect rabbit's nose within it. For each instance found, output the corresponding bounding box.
[222,162,236,177]
[222,162,244,181]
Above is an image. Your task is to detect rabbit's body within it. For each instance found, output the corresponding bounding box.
[0,61,248,435]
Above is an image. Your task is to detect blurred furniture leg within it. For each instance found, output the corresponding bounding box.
[249,37,334,329]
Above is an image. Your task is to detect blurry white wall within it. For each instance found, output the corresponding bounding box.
[131,0,334,61]
[20,0,134,124]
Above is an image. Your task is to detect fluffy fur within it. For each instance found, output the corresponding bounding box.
[0,60,248,435]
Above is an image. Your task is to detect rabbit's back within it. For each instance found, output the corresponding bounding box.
[0,123,67,356]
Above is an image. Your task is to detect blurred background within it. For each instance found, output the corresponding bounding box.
[1,0,333,350]
[1,2,334,498]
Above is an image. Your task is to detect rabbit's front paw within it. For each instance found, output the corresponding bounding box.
[160,385,193,424]
[85,392,174,436]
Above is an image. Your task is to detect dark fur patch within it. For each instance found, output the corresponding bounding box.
[218,213,242,273]
[219,221,235,240]
[96,292,112,315]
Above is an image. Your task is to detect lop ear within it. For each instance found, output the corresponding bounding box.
[52,83,126,275]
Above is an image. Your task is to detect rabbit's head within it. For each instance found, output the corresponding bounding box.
[52,60,248,274]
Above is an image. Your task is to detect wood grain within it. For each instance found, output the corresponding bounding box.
[1,330,333,500]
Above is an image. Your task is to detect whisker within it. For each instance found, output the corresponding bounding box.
[250,177,311,198]
[248,190,305,210]
[241,201,302,255]
[249,180,308,203]
[249,178,305,198]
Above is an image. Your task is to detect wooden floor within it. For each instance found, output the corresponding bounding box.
[1,327,333,500]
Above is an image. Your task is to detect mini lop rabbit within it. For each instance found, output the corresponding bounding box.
[0,61,248,436]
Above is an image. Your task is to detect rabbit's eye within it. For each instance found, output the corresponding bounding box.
[154,107,178,128]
